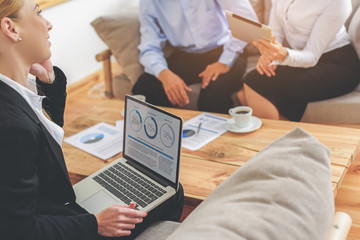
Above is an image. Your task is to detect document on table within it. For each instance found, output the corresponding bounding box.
[182,112,228,151]
[115,120,124,130]
[64,122,123,160]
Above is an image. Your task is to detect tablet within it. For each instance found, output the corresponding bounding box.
[225,10,272,43]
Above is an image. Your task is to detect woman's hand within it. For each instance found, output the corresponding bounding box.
[256,55,277,77]
[198,61,230,89]
[95,203,147,237]
[30,59,55,84]
[253,36,288,62]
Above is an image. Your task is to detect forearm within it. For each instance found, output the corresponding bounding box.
[279,48,317,68]
[1,212,98,240]
[139,47,168,77]
[36,66,67,127]
[218,41,243,68]
[3,213,98,240]
[0,127,98,240]
[31,214,98,240]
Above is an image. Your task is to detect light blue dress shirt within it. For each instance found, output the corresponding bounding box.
[138,0,258,77]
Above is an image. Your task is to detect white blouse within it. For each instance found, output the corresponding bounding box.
[270,0,351,68]
[0,74,64,146]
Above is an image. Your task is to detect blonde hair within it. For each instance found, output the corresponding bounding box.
[0,0,24,20]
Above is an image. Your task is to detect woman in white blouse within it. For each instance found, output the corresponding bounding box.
[237,0,360,121]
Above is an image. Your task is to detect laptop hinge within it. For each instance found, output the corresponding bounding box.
[126,160,171,188]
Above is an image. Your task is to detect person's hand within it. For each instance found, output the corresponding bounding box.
[30,59,55,84]
[253,36,288,62]
[158,69,192,107]
[198,62,230,89]
[256,55,277,77]
[95,203,147,237]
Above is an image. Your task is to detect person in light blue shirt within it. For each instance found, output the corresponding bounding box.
[132,0,258,113]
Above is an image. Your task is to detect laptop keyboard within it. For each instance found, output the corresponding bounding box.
[93,162,166,208]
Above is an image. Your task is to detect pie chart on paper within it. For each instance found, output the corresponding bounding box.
[80,133,104,144]
[182,129,195,138]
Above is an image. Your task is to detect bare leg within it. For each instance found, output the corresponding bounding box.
[236,89,247,106]
[243,84,280,120]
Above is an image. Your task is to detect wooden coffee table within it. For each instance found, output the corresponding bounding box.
[63,99,360,200]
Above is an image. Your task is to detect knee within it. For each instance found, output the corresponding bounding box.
[237,88,246,105]
[174,184,184,211]
[164,183,184,222]
[176,183,184,205]
[132,73,158,94]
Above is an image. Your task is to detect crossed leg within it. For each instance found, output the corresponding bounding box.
[237,84,284,120]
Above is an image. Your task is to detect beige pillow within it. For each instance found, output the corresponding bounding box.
[167,128,334,240]
[91,7,144,85]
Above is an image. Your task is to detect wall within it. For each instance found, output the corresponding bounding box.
[42,0,138,85]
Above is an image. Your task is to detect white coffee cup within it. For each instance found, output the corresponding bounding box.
[132,94,146,102]
[228,106,253,128]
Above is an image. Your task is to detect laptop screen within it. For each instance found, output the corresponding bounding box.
[123,95,183,185]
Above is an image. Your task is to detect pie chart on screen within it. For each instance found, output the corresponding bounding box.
[80,133,104,144]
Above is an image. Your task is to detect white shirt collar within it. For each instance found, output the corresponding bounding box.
[0,73,45,108]
[0,73,64,146]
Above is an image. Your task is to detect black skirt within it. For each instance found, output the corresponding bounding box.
[243,44,360,121]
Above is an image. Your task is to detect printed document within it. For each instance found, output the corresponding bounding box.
[182,113,228,151]
[65,122,123,160]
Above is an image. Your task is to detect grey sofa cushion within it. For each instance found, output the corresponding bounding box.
[301,90,360,123]
[111,73,133,98]
[91,7,144,85]
[135,221,180,240]
[167,128,334,240]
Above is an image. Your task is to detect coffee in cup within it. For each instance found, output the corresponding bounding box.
[235,110,250,114]
[228,106,253,128]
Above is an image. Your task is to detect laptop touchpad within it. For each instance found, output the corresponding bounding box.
[81,190,117,214]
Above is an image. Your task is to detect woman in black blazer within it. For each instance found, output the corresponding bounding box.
[0,0,184,239]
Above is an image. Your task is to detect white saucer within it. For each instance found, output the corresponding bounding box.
[224,116,262,133]
[121,109,125,117]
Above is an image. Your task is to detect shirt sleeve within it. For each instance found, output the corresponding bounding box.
[281,1,351,68]
[217,0,259,67]
[36,67,67,127]
[138,0,169,77]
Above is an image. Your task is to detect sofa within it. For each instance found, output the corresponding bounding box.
[91,0,360,124]
[132,128,350,240]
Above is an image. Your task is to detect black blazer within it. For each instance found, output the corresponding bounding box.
[0,68,99,240]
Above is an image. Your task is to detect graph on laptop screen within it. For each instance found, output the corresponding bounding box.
[123,97,182,184]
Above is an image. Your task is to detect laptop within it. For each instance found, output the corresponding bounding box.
[225,10,272,43]
[73,95,183,213]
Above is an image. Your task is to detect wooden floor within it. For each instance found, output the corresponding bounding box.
[64,69,360,239]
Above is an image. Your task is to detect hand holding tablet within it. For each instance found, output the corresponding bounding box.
[225,10,272,43]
